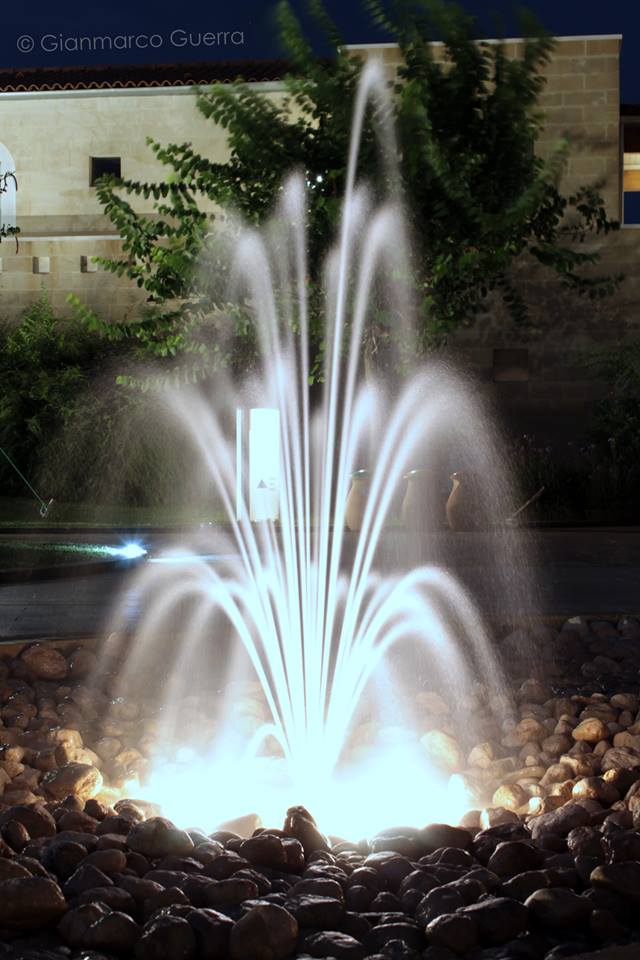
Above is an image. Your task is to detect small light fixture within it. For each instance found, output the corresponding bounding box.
[32,256,50,274]
[81,255,98,273]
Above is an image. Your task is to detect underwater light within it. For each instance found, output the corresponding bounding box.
[110,542,148,560]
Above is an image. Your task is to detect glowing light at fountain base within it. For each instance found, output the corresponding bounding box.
[123,744,475,840]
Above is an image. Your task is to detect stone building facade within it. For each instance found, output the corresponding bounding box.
[0,38,638,439]
[0,61,287,322]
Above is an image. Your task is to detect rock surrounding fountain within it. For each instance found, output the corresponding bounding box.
[93,62,537,838]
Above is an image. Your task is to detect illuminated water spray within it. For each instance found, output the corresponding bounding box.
[99,62,531,838]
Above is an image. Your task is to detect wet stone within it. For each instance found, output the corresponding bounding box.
[128,817,195,859]
[2,817,31,852]
[143,886,190,919]
[0,802,56,838]
[84,910,142,953]
[458,897,528,945]
[205,851,251,880]
[398,869,439,898]
[602,829,640,862]
[0,876,67,931]
[364,922,424,953]
[590,861,640,903]
[135,914,197,960]
[501,870,550,902]
[63,863,114,898]
[71,884,137,915]
[187,907,234,958]
[346,885,374,911]
[418,824,472,855]
[203,876,260,905]
[229,902,299,960]
[415,886,467,925]
[119,875,167,904]
[43,762,103,801]
[83,847,128,875]
[303,929,367,959]
[145,869,189,890]
[284,806,330,856]
[240,833,289,869]
[528,803,591,841]
[471,823,529,864]
[364,853,414,890]
[370,891,402,911]
[487,840,544,877]
[425,912,478,954]
[58,901,110,947]
[289,876,344,901]
[21,644,68,681]
[286,892,345,927]
[525,886,592,929]
[566,826,604,859]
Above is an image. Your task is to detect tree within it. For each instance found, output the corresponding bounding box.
[80,0,621,374]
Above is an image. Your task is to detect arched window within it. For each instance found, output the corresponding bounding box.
[0,142,17,230]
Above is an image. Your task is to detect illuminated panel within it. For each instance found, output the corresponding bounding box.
[249,408,280,522]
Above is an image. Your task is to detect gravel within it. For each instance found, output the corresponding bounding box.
[2,618,640,957]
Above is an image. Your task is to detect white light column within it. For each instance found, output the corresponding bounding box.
[236,408,280,522]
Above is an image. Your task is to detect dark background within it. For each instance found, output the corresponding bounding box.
[0,1,638,103]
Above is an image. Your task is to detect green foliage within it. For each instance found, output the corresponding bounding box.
[0,294,93,491]
[372,0,621,342]
[0,294,213,507]
[582,342,640,490]
[87,0,621,372]
[514,343,640,521]
[510,431,640,522]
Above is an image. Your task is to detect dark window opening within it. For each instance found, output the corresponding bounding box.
[90,156,121,186]
[493,348,529,383]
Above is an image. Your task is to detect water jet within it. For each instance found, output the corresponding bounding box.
[94,61,535,838]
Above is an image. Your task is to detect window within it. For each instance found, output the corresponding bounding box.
[90,156,121,186]
[492,349,529,383]
[622,121,640,226]
[0,142,17,230]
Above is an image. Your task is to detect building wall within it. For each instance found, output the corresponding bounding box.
[0,82,284,320]
[0,39,638,441]
[450,227,640,442]
[0,238,142,322]
[536,36,621,217]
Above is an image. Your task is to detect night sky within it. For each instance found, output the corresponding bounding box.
[1,1,639,103]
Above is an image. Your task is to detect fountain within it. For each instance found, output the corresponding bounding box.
[95,61,536,839]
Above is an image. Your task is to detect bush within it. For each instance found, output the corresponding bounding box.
[0,295,206,510]
[0,294,92,495]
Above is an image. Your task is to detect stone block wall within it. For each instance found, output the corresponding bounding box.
[449,226,640,442]
[536,36,621,218]
[0,238,142,322]
[0,82,284,321]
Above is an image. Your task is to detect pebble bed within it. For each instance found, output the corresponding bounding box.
[2,617,640,959]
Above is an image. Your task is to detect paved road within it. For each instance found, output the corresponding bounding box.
[0,527,638,640]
